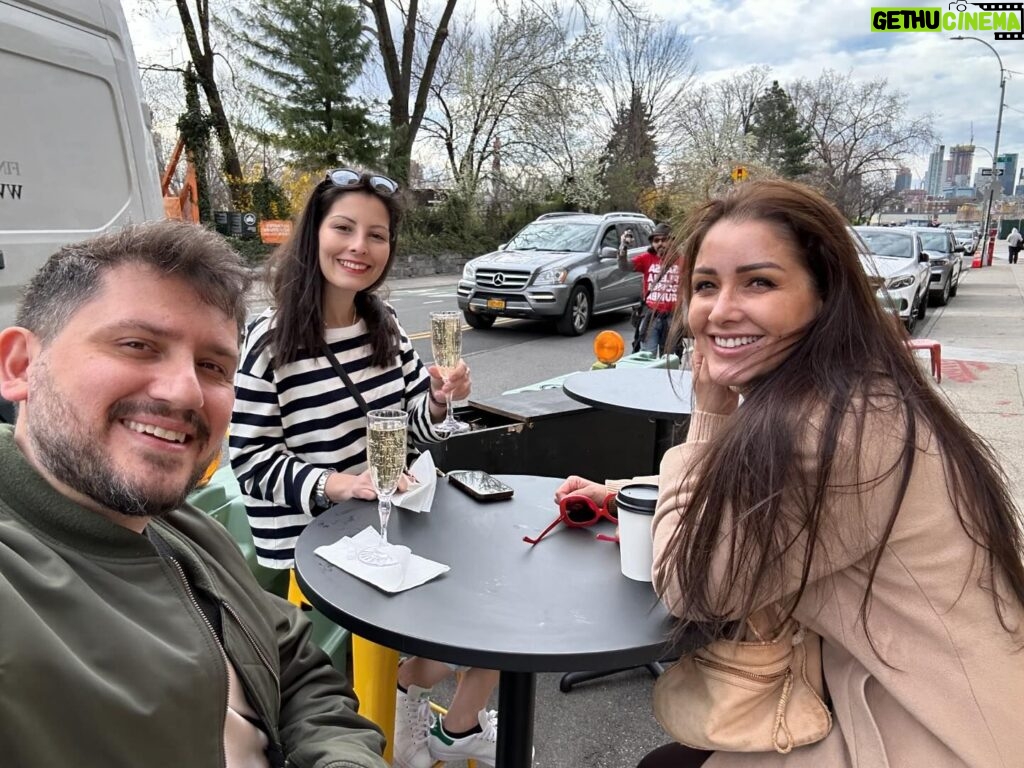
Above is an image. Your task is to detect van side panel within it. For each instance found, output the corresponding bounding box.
[0,0,164,327]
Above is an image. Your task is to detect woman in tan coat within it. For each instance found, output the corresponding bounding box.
[644,180,1024,768]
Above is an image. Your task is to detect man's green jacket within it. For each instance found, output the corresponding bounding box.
[0,425,387,768]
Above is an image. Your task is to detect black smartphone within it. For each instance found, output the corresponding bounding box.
[447,470,514,502]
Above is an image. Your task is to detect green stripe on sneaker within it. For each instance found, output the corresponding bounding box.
[430,719,454,746]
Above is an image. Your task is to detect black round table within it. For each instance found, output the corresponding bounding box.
[562,368,692,420]
[295,474,682,768]
[563,368,693,474]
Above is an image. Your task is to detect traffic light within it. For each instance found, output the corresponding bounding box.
[731,166,748,183]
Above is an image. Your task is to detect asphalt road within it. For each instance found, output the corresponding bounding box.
[248,276,639,400]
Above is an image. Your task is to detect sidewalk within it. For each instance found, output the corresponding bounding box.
[921,241,1024,511]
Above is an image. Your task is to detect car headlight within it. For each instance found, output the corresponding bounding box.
[462,262,477,281]
[930,257,949,267]
[534,268,568,286]
[886,275,915,290]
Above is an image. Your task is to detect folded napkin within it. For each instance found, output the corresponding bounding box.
[314,526,449,593]
[392,451,437,512]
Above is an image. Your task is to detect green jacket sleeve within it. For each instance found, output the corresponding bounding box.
[269,591,388,768]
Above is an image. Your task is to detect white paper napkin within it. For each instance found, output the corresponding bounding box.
[391,451,437,512]
[314,526,450,593]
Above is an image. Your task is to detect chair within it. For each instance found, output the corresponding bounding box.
[906,338,942,383]
[287,572,398,762]
[287,573,474,767]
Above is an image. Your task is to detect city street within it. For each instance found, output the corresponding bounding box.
[248,275,641,401]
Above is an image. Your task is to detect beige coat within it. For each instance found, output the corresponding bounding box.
[652,399,1024,768]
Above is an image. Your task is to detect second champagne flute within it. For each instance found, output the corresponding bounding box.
[429,310,470,434]
[358,408,408,567]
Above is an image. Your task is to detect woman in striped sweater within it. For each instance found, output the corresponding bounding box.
[230,170,499,768]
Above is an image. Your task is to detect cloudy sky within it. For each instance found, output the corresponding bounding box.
[124,0,1024,184]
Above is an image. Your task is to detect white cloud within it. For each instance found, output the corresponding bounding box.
[660,0,1024,182]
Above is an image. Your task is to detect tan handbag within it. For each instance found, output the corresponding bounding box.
[653,609,832,754]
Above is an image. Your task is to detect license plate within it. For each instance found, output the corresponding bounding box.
[486,298,506,310]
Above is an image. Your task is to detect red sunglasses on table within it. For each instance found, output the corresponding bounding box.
[523,493,618,546]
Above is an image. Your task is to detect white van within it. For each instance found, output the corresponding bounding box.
[0,0,164,329]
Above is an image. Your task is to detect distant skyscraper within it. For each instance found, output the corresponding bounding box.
[895,166,912,192]
[949,144,974,186]
[926,144,945,196]
[944,159,953,185]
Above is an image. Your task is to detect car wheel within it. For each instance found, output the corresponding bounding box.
[933,276,951,307]
[949,269,960,297]
[556,285,592,336]
[917,290,927,320]
[463,311,495,329]
[904,299,918,334]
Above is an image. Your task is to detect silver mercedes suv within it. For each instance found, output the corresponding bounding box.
[456,211,655,336]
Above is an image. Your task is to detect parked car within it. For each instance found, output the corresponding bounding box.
[457,211,654,336]
[908,227,965,306]
[952,228,977,254]
[852,226,931,333]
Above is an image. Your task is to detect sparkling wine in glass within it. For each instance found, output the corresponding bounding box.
[430,310,470,434]
[358,408,408,567]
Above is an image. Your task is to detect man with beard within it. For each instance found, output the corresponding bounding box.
[0,221,388,768]
[618,222,680,356]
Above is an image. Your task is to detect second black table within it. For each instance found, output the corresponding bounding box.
[562,367,693,471]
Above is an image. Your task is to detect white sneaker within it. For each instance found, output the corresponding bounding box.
[427,709,498,767]
[393,685,434,768]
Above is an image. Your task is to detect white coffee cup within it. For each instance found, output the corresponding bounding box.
[616,483,658,581]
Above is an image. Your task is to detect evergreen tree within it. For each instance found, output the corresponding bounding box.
[600,88,658,212]
[232,0,380,171]
[749,81,812,179]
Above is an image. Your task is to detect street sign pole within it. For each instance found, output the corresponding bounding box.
[981,48,1005,268]
[954,36,1006,268]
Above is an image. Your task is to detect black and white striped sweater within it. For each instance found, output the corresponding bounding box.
[229,306,444,568]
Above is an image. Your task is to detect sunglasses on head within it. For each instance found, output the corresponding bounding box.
[523,493,618,546]
[326,168,399,197]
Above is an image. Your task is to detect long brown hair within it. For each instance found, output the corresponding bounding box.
[264,173,403,367]
[659,179,1024,649]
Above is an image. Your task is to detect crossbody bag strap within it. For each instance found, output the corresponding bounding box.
[321,342,370,417]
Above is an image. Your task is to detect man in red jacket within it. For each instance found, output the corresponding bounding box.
[618,222,678,355]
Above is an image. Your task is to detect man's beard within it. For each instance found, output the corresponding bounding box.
[27,362,212,518]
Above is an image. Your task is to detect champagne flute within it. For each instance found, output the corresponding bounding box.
[358,408,409,567]
[430,310,470,434]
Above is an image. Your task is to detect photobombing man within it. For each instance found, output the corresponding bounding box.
[618,222,681,356]
[0,220,388,768]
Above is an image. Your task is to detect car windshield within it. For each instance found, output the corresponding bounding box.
[856,231,913,258]
[505,222,598,252]
[954,230,973,240]
[917,231,950,251]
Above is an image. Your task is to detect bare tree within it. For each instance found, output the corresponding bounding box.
[357,0,458,184]
[598,15,696,155]
[360,0,646,185]
[666,66,771,205]
[721,65,772,136]
[788,70,934,218]
[168,0,247,207]
[418,2,601,200]
[851,173,901,224]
